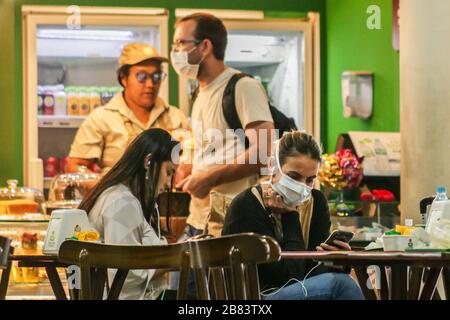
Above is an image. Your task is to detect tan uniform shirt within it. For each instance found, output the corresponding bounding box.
[69,92,188,173]
[187,67,273,230]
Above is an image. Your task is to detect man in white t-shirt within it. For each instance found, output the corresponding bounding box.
[171,13,275,237]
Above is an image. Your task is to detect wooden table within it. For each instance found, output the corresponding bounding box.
[281,251,450,300]
[7,254,70,300]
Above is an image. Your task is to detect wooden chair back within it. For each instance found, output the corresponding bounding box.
[0,236,12,300]
[187,233,281,300]
[58,240,191,300]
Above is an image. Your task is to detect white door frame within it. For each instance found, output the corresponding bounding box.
[22,5,169,187]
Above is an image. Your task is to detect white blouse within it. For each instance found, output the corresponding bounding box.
[88,183,167,300]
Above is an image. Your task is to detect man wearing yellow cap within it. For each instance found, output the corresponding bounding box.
[66,43,188,174]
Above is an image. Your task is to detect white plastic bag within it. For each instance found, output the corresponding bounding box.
[430,218,450,248]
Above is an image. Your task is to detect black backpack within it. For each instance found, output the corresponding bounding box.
[191,73,298,147]
[222,73,297,147]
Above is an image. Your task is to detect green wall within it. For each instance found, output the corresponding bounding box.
[326,0,399,152]
[0,0,401,185]
[0,0,325,185]
[0,0,21,186]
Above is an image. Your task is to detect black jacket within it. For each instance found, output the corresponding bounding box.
[222,186,331,290]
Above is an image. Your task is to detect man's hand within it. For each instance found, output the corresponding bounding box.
[316,240,351,252]
[65,157,96,173]
[176,171,215,199]
[173,163,192,187]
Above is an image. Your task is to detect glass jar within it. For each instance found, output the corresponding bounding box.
[46,168,100,215]
[0,179,46,216]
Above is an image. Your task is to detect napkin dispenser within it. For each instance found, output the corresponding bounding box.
[43,209,92,255]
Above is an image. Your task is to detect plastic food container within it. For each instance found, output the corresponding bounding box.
[382,235,418,251]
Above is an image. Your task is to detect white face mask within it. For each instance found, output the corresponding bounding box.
[170,46,204,79]
[269,140,313,207]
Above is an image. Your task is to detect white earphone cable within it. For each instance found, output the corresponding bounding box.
[154,202,161,240]
[260,261,323,299]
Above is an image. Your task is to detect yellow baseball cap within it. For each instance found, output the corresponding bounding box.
[119,43,168,67]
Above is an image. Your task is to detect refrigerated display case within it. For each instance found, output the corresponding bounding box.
[22,6,169,190]
[0,217,69,300]
[175,9,320,138]
[0,179,54,299]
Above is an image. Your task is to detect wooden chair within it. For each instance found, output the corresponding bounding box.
[58,240,191,300]
[187,233,281,300]
[0,236,12,300]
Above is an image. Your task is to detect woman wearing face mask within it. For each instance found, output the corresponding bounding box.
[79,128,181,300]
[222,131,364,300]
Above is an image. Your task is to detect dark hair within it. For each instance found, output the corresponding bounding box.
[117,64,131,87]
[177,13,228,61]
[278,131,322,166]
[79,128,180,233]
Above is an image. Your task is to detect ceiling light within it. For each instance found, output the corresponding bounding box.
[37,29,136,41]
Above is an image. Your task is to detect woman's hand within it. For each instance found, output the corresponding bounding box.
[316,240,351,252]
[261,182,296,214]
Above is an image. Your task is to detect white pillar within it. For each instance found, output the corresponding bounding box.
[400,0,450,223]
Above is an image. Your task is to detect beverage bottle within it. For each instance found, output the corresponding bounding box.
[89,87,101,110]
[44,157,60,177]
[54,84,67,116]
[37,86,44,115]
[42,89,55,115]
[426,186,449,233]
[100,87,109,105]
[79,87,91,115]
[59,157,69,173]
[66,87,80,116]
[434,186,448,202]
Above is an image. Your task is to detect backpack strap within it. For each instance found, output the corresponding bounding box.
[222,73,253,148]
[222,73,253,131]
[190,84,200,104]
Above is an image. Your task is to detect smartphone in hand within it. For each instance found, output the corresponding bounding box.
[324,230,354,246]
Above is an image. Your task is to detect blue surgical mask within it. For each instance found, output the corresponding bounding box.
[269,140,313,207]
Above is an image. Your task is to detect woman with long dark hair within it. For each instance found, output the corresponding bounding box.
[79,128,180,300]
